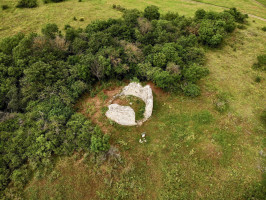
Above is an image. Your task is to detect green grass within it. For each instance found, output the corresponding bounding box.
[193,0,266,18]
[2,0,265,199]
[114,95,146,121]
[256,0,266,6]
[2,0,266,39]
[24,17,266,200]
[24,19,266,196]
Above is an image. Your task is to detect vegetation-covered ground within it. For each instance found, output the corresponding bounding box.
[0,0,265,199]
[1,0,266,39]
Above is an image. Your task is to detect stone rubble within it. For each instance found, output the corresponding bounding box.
[105,82,153,126]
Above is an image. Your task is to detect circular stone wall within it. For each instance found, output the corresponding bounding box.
[105,82,153,126]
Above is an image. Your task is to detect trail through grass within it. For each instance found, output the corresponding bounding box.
[1,0,266,38]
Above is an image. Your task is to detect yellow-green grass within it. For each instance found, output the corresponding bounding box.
[1,0,265,199]
[1,0,265,39]
[256,0,266,6]
[1,0,262,39]
[24,19,266,198]
[193,0,266,18]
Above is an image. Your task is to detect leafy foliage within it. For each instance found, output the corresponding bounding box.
[253,54,266,71]
[144,5,160,21]
[16,0,38,8]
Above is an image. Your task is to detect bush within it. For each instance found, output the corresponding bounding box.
[44,0,65,3]
[262,26,266,32]
[182,83,201,97]
[16,0,38,8]
[214,93,230,113]
[90,128,110,153]
[182,64,209,83]
[41,23,59,39]
[144,5,160,21]
[255,76,261,83]
[199,20,225,47]
[253,54,266,71]
[123,9,140,26]
[2,5,9,10]
[225,7,248,23]
[195,9,206,20]
[260,110,266,127]
[153,52,167,68]
[153,70,176,90]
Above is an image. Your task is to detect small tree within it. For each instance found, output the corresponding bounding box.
[144,5,160,21]
[41,24,59,39]
[182,83,201,97]
[16,0,38,8]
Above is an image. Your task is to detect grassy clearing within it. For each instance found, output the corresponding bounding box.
[25,19,266,197]
[2,0,265,199]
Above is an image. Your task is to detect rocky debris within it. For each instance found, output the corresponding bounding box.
[105,104,137,126]
[106,82,153,126]
[139,132,147,143]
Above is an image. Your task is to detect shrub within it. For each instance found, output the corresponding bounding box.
[153,52,167,68]
[199,20,225,47]
[257,54,266,66]
[113,4,126,12]
[144,5,160,20]
[182,83,201,97]
[260,110,266,127]
[45,0,65,2]
[214,93,230,113]
[153,70,176,90]
[2,5,9,10]
[262,26,266,31]
[255,76,261,83]
[41,23,59,39]
[162,12,179,21]
[16,0,38,8]
[225,7,248,23]
[90,128,110,153]
[209,33,223,47]
[80,17,85,21]
[253,54,266,71]
[195,9,206,20]
[182,64,209,83]
[237,24,246,29]
[123,9,140,26]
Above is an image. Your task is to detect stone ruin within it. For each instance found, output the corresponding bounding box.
[105,82,153,126]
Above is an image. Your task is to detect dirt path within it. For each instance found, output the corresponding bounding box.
[252,0,266,7]
[186,0,266,22]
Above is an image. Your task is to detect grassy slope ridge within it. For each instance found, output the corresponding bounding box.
[193,0,266,18]
[1,0,265,39]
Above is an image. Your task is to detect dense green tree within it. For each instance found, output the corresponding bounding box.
[16,0,38,8]
[144,5,160,21]
[41,24,59,39]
